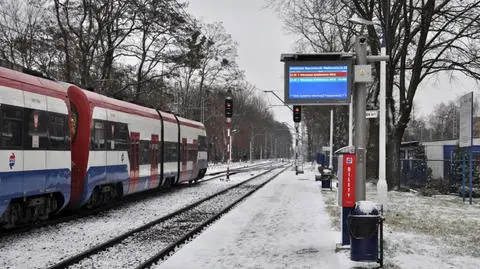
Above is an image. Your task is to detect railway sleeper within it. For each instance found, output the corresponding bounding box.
[0,193,61,229]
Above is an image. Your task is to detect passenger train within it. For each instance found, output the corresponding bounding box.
[0,67,208,228]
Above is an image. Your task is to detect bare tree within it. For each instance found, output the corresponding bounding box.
[94,0,138,93]
[0,0,52,70]
[270,0,480,189]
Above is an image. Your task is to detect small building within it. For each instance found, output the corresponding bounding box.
[422,139,480,180]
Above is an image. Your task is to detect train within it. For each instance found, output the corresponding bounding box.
[0,67,208,229]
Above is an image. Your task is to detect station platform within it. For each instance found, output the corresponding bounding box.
[157,168,351,269]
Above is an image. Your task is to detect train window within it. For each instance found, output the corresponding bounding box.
[164,142,178,162]
[115,122,130,151]
[0,105,23,149]
[139,140,150,165]
[24,109,49,150]
[49,113,68,150]
[198,136,208,151]
[188,144,197,161]
[91,120,106,150]
[158,142,163,163]
[106,121,115,150]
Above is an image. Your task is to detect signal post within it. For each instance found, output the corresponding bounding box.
[293,105,301,174]
[225,90,233,180]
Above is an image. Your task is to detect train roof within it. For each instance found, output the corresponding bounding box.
[0,66,204,130]
[81,88,205,130]
[0,67,68,98]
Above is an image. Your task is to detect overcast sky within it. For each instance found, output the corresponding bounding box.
[187,0,480,124]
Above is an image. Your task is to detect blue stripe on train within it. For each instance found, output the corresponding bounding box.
[79,164,201,207]
[0,168,71,217]
[79,165,176,206]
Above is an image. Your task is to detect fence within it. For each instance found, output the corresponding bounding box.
[400,158,480,191]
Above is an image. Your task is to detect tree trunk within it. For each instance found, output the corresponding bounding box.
[386,125,406,190]
[367,118,379,180]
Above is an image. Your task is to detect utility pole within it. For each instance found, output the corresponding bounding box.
[349,95,353,146]
[249,126,253,162]
[378,31,388,207]
[354,36,368,201]
[329,109,334,168]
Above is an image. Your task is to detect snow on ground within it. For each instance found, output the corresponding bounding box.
[319,163,480,269]
[0,162,274,269]
[206,160,274,174]
[155,169,352,269]
[155,164,480,269]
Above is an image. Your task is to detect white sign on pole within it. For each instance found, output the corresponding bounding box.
[459,92,473,148]
[322,146,330,151]
[366,110,379,119]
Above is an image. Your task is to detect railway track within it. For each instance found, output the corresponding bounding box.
[47,164,290,269]
[1,162,278,236]
[204,161,275,176]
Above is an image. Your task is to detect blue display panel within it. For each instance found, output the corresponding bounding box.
[284,60,352,105]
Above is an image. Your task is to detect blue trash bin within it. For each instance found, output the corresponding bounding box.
[320,168,332,189]
[348,201,380,262]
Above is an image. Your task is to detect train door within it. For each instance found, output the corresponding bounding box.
[181,138,187,182]
[106,111,118,183]
[192,139,198,180]
[23,92,47,195]
[128,132,140,193]
[149,135,159,188]
[45,96,70,193]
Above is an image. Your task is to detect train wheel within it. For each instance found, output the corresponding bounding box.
[3,203,21,229]
[164,178,173,189]
[85,188,100,209]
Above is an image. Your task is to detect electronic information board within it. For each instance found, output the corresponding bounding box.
[284,60,352,105]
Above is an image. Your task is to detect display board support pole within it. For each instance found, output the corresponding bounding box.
[354,36,368,201]
[329,109,334,168]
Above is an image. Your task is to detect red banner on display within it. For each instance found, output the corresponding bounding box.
[342,154,356,207]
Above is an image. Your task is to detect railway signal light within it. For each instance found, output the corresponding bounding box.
[293,105,301,123]
[225,97,233,118]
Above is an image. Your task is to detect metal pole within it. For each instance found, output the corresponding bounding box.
[227,118,231,180]
[462,149,466,202]
[470,93,473,205]
[469,145,473,205]
[250,127,253,162]
[377,43,388,207]
[329,109,334,168]
[349,95,353,146]
[295,122,299,172]
[260,144,263,160]
[354,35,368,201]
[249,139,253,162]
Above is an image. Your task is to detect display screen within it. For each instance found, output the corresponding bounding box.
[284,60,352,105]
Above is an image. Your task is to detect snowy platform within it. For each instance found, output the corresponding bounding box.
[156,169,351,269]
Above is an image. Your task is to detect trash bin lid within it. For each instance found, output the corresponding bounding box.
[351,201,379,216]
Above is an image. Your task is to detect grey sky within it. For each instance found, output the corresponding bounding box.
[187,0,480,124]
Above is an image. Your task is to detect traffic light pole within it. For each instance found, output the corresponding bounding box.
[225,90,233,181]
[295,122,299,174]
[226,117,231,180]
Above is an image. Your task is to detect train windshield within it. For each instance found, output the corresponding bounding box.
[198,135,208,151]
